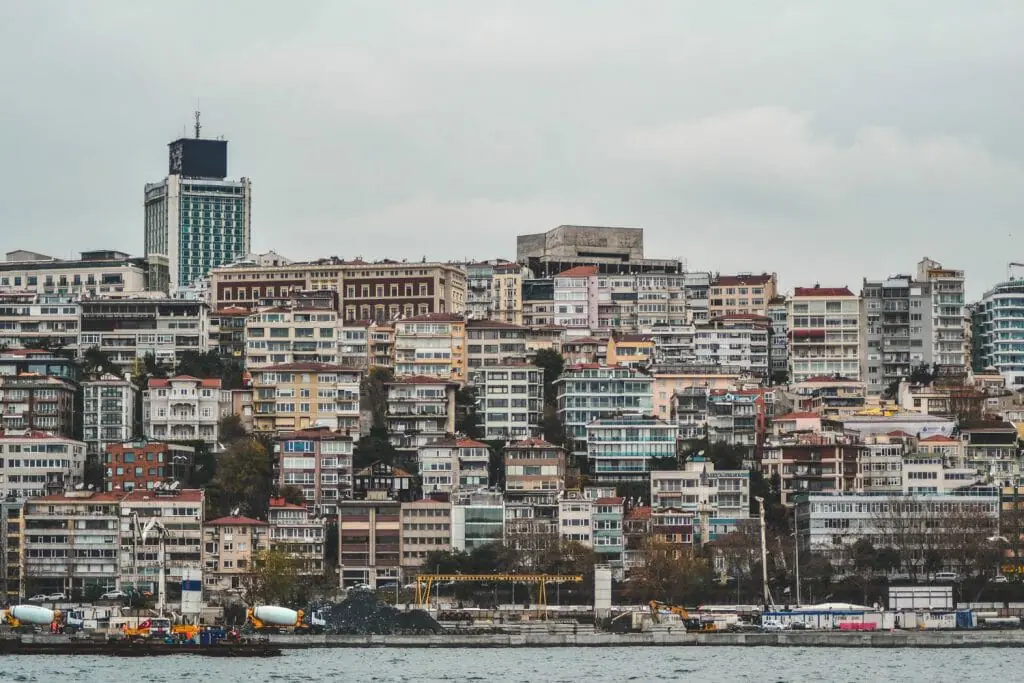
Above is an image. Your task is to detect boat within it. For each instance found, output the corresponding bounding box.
[0,636,282,657]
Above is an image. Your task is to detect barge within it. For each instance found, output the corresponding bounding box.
[0,636,281,657]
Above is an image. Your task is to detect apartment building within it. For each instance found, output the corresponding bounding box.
[0,374,77,437]
[562,337,604,365]
[78,298,207,370]
[82,374,136,464]
[466,319,527,369]
[761,441,860,505]
[976,276,1024,387]
[585,414,677,482]
[522,279,555,327]
[0,249,148,297]
[650,458,750,521]
[338,320,371,369]
[555,365,654,459]
[649,364,746,421]
[674,387,709,440]
[787,376,868,417]
[2,498,22,598]
[706,389,770,451]
[393,313,467,383]
[917,258,967,372]
[119,488,204,591]
[607,334,655,368]
[399,499,452,570]
[592,497,625,564]
[708,273,777,318]
[0,349,80,383]
[245,305,339,369]
[210,258,467,320]
[684,272,711,324]
[385,377,457,450]
[768,296,788,381]
[788,286,862,383]
[0,294,79,350]
[208,306,247,359]
[417,438,491,494]
[558,492,593,545]
[267,497,326,575]
[353,461,414,501]
[0,431,86,500]
[103,441,195,493]
[525,324,565,358]
[250,363,362,436]
[553,266,600,334]
[469,364,543,441]
[465,261,498,320]
[642,324,695,365]
[338,495,401,588]
[598,273,688,332]
[143,376,222,445]
[202,515,269,594]
[492,262,526,324]
[694,314,771,379]
[451,490,505,551]
[504,438,566,496]
[21,490,122,598]
[276,429,354,515]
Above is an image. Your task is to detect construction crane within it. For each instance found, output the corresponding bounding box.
[142,517,173,615]
[414,574,583,610]
[755,496,774,609]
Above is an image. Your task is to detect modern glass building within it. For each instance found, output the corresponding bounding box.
[585,414,677,482]
[977,277,1024,387]
[555,365,653,460]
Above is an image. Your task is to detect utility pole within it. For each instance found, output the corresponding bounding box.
[755,496,772,608]
[793,504,801,606]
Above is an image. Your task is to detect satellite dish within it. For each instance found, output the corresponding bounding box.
[75,483,84,490]
[231,507,241,516]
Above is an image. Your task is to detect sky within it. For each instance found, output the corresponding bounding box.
[1,1,1022,299]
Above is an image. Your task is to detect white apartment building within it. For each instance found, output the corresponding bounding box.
[0,250,148,298]
[0,431,86,500]
[917,258,968,371]
[643,324,696,365]
[555,365,654,459]
[558,493,593,545]
[901,455,981,494]
[82,374,137,464]
[650,458,750,521]
[22,490,122,598]
[788,286,862,383]
[768,297,788,380]
[338,321,370,369]
[78,298,208,371]
[385,377,457,450]
[0,294,79,350]
[469,364,543,441]
[553,266,599,334]
[119,488,205,590]
[694,314,771,379]
[143,376,222,445]
[466,319,528,369]
[585,415,677,482]
[598,273,689,332]
[268,497,326,575]
[417,438,491,494]
[245,306,339,369]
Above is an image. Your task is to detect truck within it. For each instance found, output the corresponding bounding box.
[111,616,172,641]
[246,606,311,634]
[2,605,63,632]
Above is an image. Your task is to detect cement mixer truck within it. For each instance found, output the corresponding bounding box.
[245,606,312,634]
[2,605,63,632]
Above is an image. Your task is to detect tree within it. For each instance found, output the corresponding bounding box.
[361,366,394,429]
[277,484,307,507]
[352,426,400,470]
[626,540,711,605]
[242,549,299,606]
[541,404,567,447]
[455,385,483,439]
[176,350,244,389]
[534,349,565,406]
[207,438,274,519]
[80,346,119,378]
[218,414,249,445]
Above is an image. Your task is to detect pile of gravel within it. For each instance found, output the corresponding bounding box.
[310,591,443,635]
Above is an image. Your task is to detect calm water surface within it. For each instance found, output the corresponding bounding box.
[5,647,1022,682]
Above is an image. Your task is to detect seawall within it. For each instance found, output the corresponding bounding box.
[268,630,1024,648]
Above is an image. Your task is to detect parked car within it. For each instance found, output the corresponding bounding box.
[760,618,790,632]
[27,594,47,603]
[933,572,960,583]
[993,575,1009,584]
[45,593,68,601]
[100,590,128,600]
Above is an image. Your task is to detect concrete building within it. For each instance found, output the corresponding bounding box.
[787,376,868,418]
[276,429,354,515]
[492,262,527,325]
[585,414,677,482]
[0,431,86,500]
[917,258,968,372]
[768,296,789,381]
[465,262,498,321]
[788,286,862,383]
[210,258,467,320]
[561,337,604,365]
[451,490,505,552]
[470,364,543,441]
[119,488,204,592]
[558,493,593,545]
[245,305,340,369]
[673,387,709,440]
[465,319,527,369]
[400,499,452,570]
[21,490,122,598]
[521,279,555,327]
[2,498,22,599]
[592,496,625,564]
[385,377,457,450]
[643,324,696,365]
[0,374,77,437]
[606,334,655,368]
[208,306,248,359]
[761,441,860,505]
[202,515,269,594]
[0,350,80,384]
[144,134,251,292]
[78,298,208,370]
[796,489,999,571]
[553,266,600,334]
[860,275,934,395]
[694,314,771,379]
[516,225,680,278]
[649,364,747,421]
[338,320,371,370]
[555,365,654,459]
[977,274,1024,387]
[418,438,491,495]
[708,273,777,318]
[650,458,750,522]
[143,376,222,445]
[0,249,148,297]
[338,494,401,588]
[504,438,566,496]
[250,363,362,436]
[0,294,79,350]
[267,496,326,575]
[598,273,689,333]
[103,441,194,493]
[82,374,137,466]
[960,420,1019,484]
[393,313,467,383]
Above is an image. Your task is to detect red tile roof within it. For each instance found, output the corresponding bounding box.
[206,515,268,526]
[456,439,489,448]
[555,265,599,278]
[398,312,464,323]
[213,307,250,316]
[886,430,914,438]
[793,286,855,297]
[774,412,820,420]
[712,273,775,287]
[508,437,563,450]
[148,375,222,389]
[268,497,307,510]
[595,496,625,505]
[626,505,652,520]
[920,434,958,443]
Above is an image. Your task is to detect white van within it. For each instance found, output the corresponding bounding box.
[933,572,960,582]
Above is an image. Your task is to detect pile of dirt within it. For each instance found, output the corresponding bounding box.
[310,591,443,635]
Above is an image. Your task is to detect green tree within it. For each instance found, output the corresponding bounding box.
[541,404,567,447]
[176,350,245,390]
[277,484,307,507]
[207,438,274,519]
[626,540,711,605]
[352,426,400,470]
[361,366,394,429]
[534,349,565,406]
[455,385,483,439]
[80,346,120,379]
[218,414,249,445]
[242,549,299,606]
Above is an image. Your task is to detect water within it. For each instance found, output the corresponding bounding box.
[6,647,1023,681]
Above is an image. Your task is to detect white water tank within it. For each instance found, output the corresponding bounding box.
[594,565,612,617]
[181,568,203,615]
[12,605,55,625]
[253,605,298,627]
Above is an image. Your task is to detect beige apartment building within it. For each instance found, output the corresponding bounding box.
[245,306,340,369]
[393,313,467,383]
[491,263,526,325]
[708,273,778,318]
[788,285,862,383]
[250,363,362,436]
[399,499,452,570]
[504,438,566,496]
[202,515,269,594]
[268,497,326,575]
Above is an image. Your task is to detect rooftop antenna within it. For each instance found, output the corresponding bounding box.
[194,109,202,139]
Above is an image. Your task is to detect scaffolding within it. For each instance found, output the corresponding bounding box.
[414,574,583,609]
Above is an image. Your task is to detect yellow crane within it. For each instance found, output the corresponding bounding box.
[414,574,583,609]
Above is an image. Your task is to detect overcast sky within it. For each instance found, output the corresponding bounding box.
[2,1,1022,298]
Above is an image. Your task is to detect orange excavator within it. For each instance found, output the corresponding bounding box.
[648,601,717,632]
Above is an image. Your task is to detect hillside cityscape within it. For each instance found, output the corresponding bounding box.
[4,122,1024,616]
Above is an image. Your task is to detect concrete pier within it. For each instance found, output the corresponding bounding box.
[268,629,1024,648]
